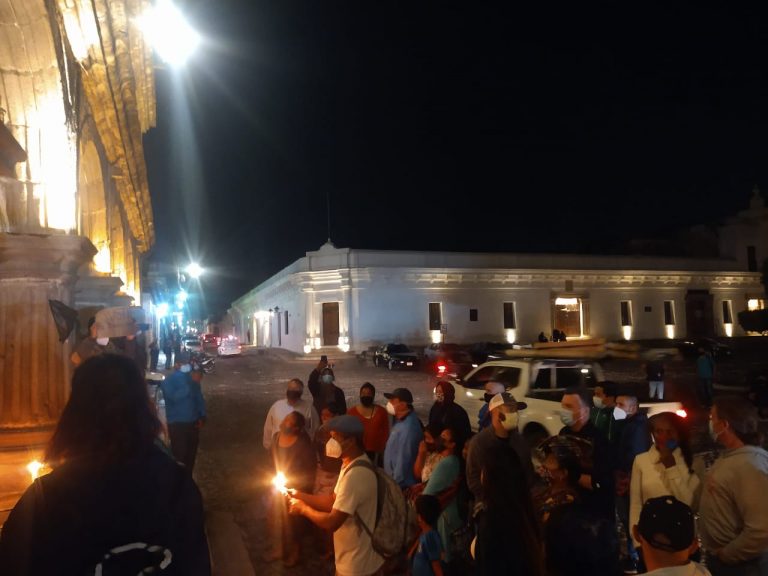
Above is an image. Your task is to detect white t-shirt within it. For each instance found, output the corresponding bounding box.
[262,398,319,449]
[333,455,384,576]
[645,562,711,576]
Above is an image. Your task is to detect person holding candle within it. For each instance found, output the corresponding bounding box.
[265,411,316,567]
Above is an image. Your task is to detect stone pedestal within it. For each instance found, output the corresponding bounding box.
[0,231,95,513]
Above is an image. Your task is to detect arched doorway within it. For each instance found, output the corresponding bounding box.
[79,140,109,271]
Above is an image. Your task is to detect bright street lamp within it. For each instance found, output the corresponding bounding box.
[138,0,201,67]
[186,262,204,279]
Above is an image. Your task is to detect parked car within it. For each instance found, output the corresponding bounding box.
[182,337,202,353]
[218,337,242,357]
[434,349,475,380]
[373,343,420,370]
[423,342,466,362]
[677,337,733,360]
[449,358,683,446]
[201,333,220,349]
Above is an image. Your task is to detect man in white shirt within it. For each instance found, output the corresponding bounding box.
[633,496,711,575]
[262,378,319,449]
[288,415,384,576]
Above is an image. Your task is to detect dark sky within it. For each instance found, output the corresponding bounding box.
[144,2,768,317]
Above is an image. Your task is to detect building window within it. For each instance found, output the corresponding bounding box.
[503,302,516,329]
[428,302,442,331]
[285,310,289,335]
[620,301,633,327]
[722,300,733,324]
[748,245,758,272]
[663,301,676,325]
[469,308,478,322]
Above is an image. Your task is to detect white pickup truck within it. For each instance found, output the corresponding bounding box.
[449,358,684,446]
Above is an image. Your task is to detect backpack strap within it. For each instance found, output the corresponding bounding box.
[346,457,380,538]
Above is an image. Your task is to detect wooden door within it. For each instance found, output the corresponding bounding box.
[322,302,340,345]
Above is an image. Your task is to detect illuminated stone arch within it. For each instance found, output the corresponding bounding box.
[110,204,126,290]
[78,139,110,271]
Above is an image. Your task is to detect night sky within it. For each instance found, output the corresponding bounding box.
[144,2,768,317]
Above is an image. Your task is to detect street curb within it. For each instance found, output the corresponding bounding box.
[206,510,256,576]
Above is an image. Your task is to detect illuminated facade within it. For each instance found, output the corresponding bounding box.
[0,0,155,516]
[229,243,762,355]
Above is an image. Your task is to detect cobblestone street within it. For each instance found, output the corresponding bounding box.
[190,344,767,574]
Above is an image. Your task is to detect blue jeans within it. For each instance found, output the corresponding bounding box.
[649,380,664,399]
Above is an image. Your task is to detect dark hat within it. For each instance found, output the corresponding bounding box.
[637,496,695,552]
[323,415,364,436]
[384,387,414,404]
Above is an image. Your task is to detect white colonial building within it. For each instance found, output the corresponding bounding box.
[228,242,763,355]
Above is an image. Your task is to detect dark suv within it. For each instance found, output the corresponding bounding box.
[373,343,420,370]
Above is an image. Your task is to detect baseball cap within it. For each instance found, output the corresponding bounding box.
[488,392,527,412]
[384,388,414,404]
[637,496,695,552]
[323,415,364,436]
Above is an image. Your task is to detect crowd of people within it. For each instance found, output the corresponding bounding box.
[2,341,767,576]
[263,357,768,576]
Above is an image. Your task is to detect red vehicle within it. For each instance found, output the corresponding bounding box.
[201,333,220,347]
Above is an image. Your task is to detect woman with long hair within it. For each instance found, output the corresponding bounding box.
[475,443,545,576]
[0,353,210,575]
[629,412,701,548]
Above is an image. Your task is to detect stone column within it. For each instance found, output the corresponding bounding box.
[0,232,95,514]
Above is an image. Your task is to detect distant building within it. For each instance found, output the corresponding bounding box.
[229,241,762,355]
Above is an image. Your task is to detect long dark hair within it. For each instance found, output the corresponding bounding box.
[648,412,693,472]
[47,354,161,466]
[482,445,545,576]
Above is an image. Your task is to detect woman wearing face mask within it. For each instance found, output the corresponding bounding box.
[266,411,316,567]
[413,423,447,485]
[628,412,701,551]
[314,367,347,416]
[532,439,582,525]
[347,382,389,465]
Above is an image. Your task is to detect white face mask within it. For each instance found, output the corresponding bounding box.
[326,437,343,459]
[386,401,396,416]
[613,406,627,421]
[593,397,604,409]
[180,364,192,373]
[501,412,519,431]
[96,337,109,346]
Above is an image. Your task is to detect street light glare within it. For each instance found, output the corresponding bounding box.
[186,262,204,279]
[138,0,200,67]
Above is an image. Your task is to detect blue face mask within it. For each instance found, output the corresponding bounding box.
[559,410,575,426]
[665,439,678,451]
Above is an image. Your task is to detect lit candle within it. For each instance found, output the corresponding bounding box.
[27,460,44,482]
[272,471,288,495]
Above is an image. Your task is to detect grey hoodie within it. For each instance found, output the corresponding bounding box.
[698,445,768,564]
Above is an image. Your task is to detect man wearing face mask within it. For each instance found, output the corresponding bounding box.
[698,396,768,576]
[263,378,320,450]
[590,381,624,444]
[477,381,505,430]
[70,317,114,367]
[383,388,424,489]
[428,381,471,446]
[308,355,329,412]
[613,392,650,574]
[559,387,616,523]
[466,392,535,506]
[159,352,207,471]
[288,415,384,576]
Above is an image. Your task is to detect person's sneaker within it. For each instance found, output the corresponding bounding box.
[622,557,639,574]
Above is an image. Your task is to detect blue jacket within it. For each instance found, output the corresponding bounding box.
[160,371,206,424]
[384,410,423,488]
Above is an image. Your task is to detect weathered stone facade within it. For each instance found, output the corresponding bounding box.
[0,0,156,514]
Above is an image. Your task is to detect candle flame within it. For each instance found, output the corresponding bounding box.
[27,460,44,481]
[272,471,287,495]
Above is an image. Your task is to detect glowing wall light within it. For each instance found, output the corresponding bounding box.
[93,242,111,273]
[505,329,516,344]
[748,299,763,311]
[430,330,442,344]
[665,325,675,339]
[137,0,201,67]
[338,336,350,353]
[724,323,734,337]
[622,325,633,341]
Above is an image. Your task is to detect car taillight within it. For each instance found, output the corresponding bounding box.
[676,409,688,418]
[437,363,447,375]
